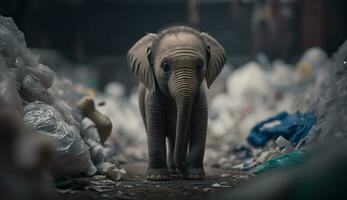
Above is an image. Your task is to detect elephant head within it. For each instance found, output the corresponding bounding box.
[127,26,225,171]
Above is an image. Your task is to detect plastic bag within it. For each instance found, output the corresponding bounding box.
[0,15,55,101]
[247,111,316,147]
[23,101,96,177]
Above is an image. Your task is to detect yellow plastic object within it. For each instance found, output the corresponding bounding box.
[78,96,112,144]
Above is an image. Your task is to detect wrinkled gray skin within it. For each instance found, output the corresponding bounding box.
[127,26,225,180]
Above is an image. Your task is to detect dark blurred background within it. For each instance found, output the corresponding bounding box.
[0,0,346,90]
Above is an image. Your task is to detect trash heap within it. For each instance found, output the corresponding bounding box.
[203,47,330,168]
[0,16,125,181]
[214,41,347,176]
[209,48,330,144]
[219,41,347,200]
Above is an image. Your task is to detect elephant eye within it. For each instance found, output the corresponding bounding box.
[161,60,171,73]
[197,60,204,69]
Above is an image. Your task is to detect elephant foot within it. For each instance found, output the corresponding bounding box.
[146,168,170,181]
[182,168,205,180]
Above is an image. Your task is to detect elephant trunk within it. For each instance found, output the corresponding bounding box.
[169,68,198,172]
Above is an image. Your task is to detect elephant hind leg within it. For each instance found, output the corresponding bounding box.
[138,84,147,130]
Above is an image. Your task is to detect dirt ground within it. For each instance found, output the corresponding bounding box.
[55,161,250,200]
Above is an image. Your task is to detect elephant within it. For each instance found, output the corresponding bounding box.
[127,26,225,181]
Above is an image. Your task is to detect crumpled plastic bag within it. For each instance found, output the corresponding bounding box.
[23,101,96,177]
[0,15,55,103]
[247,111,316,147]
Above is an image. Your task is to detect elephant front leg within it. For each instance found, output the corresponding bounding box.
[145,91,170,181]
[185,88,207,180]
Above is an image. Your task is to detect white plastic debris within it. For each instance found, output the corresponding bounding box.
[275,136,292,148]
[96,162,126,181]
[226,62,274,108]
[208,47,331,146]
[211,183,232,188]
[95,82,147,159]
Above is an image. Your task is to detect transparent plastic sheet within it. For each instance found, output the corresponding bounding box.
[23,101,97,177]
[0,54,23,116]
[0,16,55,103]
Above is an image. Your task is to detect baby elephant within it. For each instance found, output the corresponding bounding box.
[127,26,225,180]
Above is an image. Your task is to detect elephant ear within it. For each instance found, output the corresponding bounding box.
[127,33,158,93]
[201,32,226,88]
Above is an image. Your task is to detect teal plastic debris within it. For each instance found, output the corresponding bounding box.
[251,150,307,175]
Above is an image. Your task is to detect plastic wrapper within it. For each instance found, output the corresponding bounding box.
[23,101,96,177]
[80,117,126,180]
[80,118,111,164]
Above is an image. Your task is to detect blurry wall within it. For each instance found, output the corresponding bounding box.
[0,0,255,61]
[1,0,346,58]
[0,0,346,89]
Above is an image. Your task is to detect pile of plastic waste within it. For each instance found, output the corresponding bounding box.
[0,15,125,183]
[202,45,330,167]
[218,42,347,198]
[224,40,347,177]
[209,48,330,145]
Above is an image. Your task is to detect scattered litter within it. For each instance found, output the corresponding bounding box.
[92,175,107,180]
[96,162,126,181]
[211,183,232,188]
[86,179,118,192]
